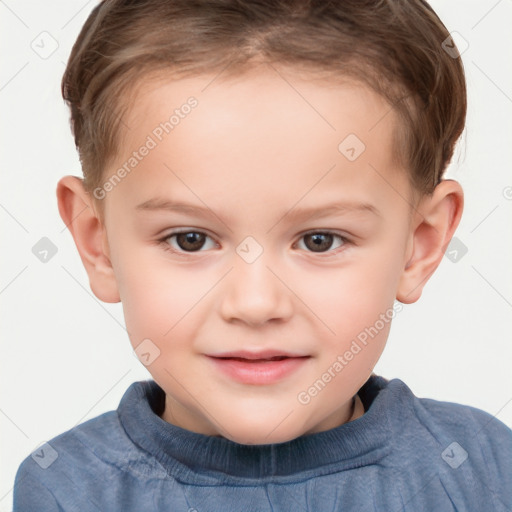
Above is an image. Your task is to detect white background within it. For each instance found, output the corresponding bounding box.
[1,1,511,509]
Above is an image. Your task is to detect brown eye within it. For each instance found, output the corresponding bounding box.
[298,232,346,253]
[163,231,216,252]
[176,232,206,251]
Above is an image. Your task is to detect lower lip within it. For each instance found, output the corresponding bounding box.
[207,356,310,385]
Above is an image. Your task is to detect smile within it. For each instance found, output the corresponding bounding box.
[205,351,311,385]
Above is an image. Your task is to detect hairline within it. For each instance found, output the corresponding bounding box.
[89,61,421,222]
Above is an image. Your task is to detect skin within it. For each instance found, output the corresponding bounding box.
[57,63,463,445]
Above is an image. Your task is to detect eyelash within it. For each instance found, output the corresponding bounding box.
[157,229,352,257]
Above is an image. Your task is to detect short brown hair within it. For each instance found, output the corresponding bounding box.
[62,0,466,206]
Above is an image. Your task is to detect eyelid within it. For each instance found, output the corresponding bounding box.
[298,228,351,239]
[293,230,351,255]
[159,228,218,253]
[158,228,353,257]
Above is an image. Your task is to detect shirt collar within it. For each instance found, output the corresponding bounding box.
[118,374,397,483]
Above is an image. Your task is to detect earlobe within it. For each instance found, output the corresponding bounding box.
[56,175,121,303]
[396,179,464,304]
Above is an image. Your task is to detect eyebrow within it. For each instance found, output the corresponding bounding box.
[135,197,381,222]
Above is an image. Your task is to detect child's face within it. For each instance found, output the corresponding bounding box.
[100,66,416,444]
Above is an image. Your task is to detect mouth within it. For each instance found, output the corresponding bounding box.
[205,351,311,385]
[208,350,309,360]
[219,355,292,362]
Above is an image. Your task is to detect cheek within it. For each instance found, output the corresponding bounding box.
[113,253,205,349]
[305,261,398,405]
[298,247,404,383]
[311,258,401,336]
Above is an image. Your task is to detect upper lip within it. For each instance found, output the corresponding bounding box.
[206,350,310,360]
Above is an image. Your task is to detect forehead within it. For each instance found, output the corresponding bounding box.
[123,65,395,150]
[106,65,410,219]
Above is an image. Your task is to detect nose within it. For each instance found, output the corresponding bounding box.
[218,250,293,327]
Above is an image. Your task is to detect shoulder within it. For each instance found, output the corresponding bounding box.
[13,384,167,511]
[410,386,512,455]
[381,378,512,508]
[380,377,512,450]
[16,410,132,472]
[412,391,512,475]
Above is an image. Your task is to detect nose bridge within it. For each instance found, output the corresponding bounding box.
[219,238,292,325]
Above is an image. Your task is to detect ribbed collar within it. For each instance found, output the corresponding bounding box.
[118,374,404,484]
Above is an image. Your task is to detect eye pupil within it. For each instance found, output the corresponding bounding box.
[168,231,343,254]
[305,233,333,252]
[177,232,205,251]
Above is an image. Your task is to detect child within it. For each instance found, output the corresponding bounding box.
[13,0,512,510]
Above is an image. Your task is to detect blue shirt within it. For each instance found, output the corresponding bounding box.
[13,375,512,511]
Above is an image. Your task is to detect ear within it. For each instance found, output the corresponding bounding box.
[397,179,464,304]
[56,175,120,303]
